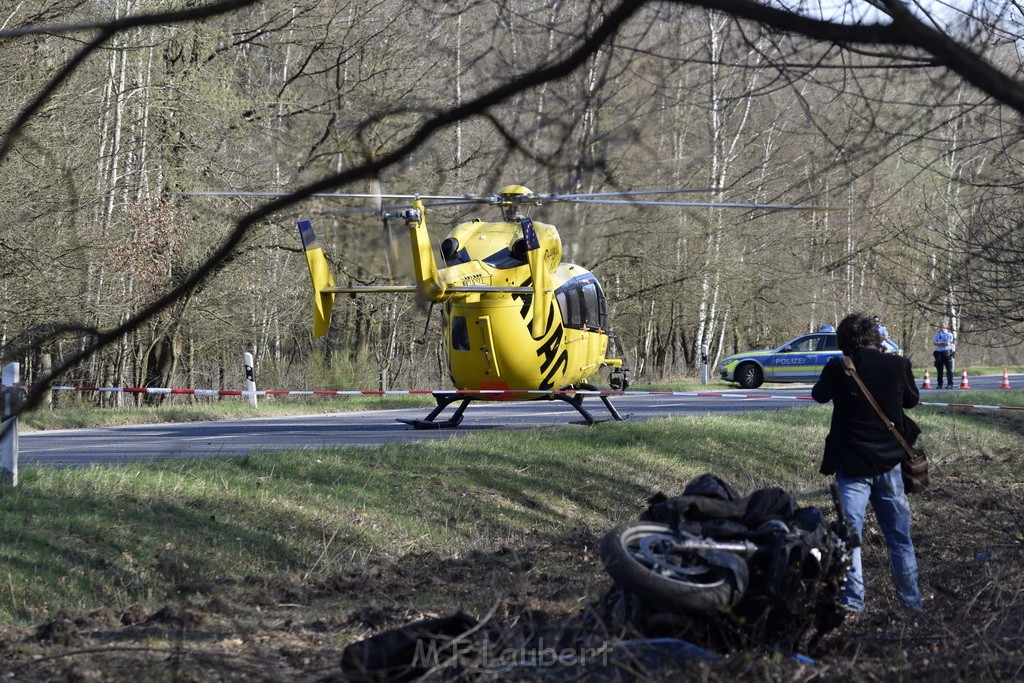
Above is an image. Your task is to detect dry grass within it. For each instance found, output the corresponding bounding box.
[0,404,1021,681]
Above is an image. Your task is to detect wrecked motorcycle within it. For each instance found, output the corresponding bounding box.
[600,474,857,652]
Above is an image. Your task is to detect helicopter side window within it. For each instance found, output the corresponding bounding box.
[555,290,568,326]
[451,316,470,351]
[591,279,609,330]
[566,289,582,328]
[582,282,601,329]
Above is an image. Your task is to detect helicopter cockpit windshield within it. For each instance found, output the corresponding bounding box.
[556,274,608,332]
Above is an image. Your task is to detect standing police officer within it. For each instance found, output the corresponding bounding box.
[873,316,889,342]
[933,321,955,389]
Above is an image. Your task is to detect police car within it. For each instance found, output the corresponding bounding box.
[719,327,902,389]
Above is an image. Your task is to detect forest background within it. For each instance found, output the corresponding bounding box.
[3,0,1024,401]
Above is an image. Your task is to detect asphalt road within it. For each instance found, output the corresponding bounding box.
[17,375,1017,467]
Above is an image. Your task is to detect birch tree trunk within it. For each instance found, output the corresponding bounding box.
[692,11,762,372]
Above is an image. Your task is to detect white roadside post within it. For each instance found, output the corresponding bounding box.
[700,344,709,385]
[1,363,20,487]
[244,352,258,408]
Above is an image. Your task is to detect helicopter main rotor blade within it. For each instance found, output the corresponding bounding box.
[536,188,716,200]
[169,190,487,201]
[416,199,495,208]
[171,189,828,211]
[316,198,484,217]
[559,198,829,210]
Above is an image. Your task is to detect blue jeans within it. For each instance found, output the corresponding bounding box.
[837,468,923,612]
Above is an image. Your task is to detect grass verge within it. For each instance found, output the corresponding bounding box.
[1,400,1020,626]
[0,398,1021,680]
[18,395,434,431]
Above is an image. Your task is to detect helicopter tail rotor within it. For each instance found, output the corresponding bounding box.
[371,178,401,279]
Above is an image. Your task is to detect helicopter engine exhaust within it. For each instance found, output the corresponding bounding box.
[440,237,461,265]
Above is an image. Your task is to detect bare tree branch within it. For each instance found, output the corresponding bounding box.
[0,0,259,162]
[6,0,1024,412]
[8,0,646,415]
[673,0,1024,114]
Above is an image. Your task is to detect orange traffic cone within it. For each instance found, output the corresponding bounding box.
[921,369,932,389]
[959,368,971,389]
[1001,368,1012,389]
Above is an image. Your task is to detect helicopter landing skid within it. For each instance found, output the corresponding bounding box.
[555,383,625,426]
[397,385,624,429]
[397,393,471,430]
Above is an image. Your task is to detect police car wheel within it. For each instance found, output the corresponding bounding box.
[736,363,763,389]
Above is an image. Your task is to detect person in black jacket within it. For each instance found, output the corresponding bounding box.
[812,312,923,613]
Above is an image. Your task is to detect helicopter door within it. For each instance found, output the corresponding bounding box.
[476,316,501,378]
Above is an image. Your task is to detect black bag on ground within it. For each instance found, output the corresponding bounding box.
[641,473,798,535]
[340,612,478,682]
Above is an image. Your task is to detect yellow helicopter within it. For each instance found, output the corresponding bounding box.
[297,184,814,428]
[301,185,624,427]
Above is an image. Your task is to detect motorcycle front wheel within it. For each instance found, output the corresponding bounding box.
[600,522,749,613]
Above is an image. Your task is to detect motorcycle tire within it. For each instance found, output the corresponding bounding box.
[600,522,749,613]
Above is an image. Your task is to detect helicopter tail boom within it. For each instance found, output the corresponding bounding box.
[298,220,336,337]
[321,284,534,294]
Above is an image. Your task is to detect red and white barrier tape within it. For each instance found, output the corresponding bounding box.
[917,400,1024,411]
[1,384,1022,411]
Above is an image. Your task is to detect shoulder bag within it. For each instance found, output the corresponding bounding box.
[840,356,929,494]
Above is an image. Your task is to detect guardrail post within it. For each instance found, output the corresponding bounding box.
[40,353,52,410]
[1,363,21,487]
[700,344,709,385]
[243,352,258,408]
